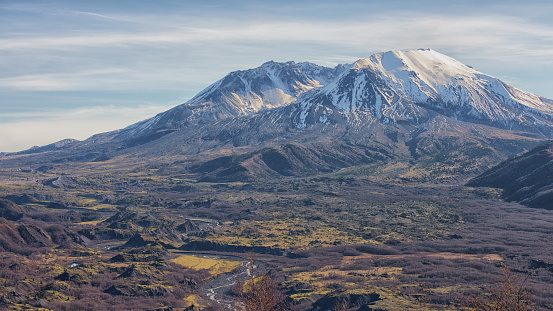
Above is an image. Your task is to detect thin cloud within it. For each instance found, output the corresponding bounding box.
[0,68,131,91]
[0,103,173,119]
[0,104,176,152]
[2,14,553,59]
[3,14,553,93]
[71,10,126,21]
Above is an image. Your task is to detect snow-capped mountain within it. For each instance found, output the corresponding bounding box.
[119,61,347,139]
[291,49,553,134]
[100,49,553,146]
[4,49,553,181]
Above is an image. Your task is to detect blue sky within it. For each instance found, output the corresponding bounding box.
[1,0,553,152]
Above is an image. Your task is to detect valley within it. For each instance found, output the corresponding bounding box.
[1,159,553,310]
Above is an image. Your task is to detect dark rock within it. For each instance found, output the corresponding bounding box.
[104,285,136,296]
[530,259,553,270]
[176,219,200,233]
[103,211,138,224]
[144,286,170,297]
[311,292,381,311]
[109,254,127,262]
[179,240,287,256]
[116,264,147,279]
[180,277,199,289]
[17,225,50,246]
[4,194,38,204]
[46,202,69,209]
[468,141,553,210]
[55,271,88,284]
[119,233,153,248]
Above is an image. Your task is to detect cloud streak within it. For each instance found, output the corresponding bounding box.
[4,15,553,75]
[1,15,551,101]
[3,13,553,56]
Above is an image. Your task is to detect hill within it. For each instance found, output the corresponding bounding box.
[468,140,553,209]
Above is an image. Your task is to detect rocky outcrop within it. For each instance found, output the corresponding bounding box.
[311,292,381,311]
[179,240,288,256]
[468,141,553,209]
[176,219,201,233]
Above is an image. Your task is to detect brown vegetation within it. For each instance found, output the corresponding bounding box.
[232,256,290,311]
[465,267,535,311]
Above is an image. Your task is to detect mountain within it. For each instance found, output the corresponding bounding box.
[467,140,553,209]
[109,61,347,144]
[290,49,553,133]
[2,49,553,181]
[4,49,553,311]
[0,139,78,158]
[121,49,553,146]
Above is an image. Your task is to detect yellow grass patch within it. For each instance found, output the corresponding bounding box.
[171,255,241,276]
[341,251,502,264]
[76,220,104,226]
[87,203,118,211]
[184,294,207,308]
[426,252,502,261]
[205,219,369,249]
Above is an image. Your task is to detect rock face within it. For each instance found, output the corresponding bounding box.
[0,214,86,254]
[120,233,152,248]
[467,141,553,209]
[191,142,387,182]
[123,49,553,141]
[115,49,553,157]
[290,49,553,134]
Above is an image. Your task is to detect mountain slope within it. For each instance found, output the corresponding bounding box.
[467,141,553,209]
[115,61,347,142]
[190,142,390,182]
[0,61,345,159]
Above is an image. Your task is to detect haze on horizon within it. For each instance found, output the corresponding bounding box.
[2,0,553,152]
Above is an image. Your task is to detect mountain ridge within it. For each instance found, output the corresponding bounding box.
[468,140,553,209]
[290,49,553,133]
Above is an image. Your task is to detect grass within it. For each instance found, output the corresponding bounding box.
[203,218,370,249]
[282,250,505,309]
[170,254,241,276]
[184,294,207,308]
[201,191,462,250]
[87,203,118,211]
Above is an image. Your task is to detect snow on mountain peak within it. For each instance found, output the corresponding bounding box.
[354,49,480,90]
[186,60,345,111]
[291,49,553,131]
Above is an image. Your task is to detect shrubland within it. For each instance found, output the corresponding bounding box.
[0,161,552,310]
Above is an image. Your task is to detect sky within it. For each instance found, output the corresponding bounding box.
[1,0,553,152]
